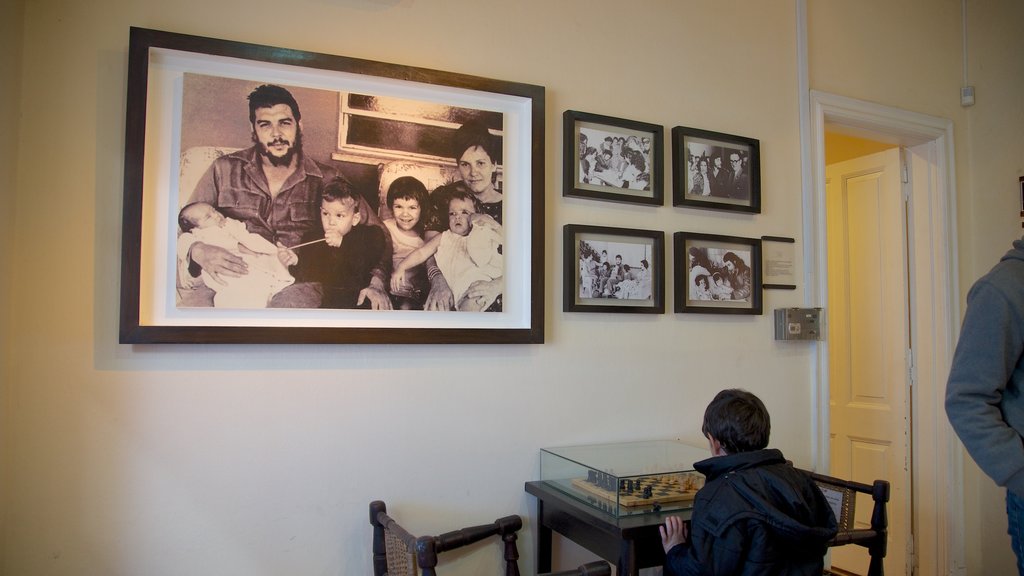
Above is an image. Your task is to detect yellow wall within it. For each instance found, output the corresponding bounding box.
[2,0,1021,574]
[824,133,895,166]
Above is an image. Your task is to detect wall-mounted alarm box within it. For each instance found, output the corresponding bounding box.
[774,308,824,341]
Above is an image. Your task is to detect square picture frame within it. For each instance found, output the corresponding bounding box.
[671,126,760,213]
[119,27,545,344]
[563,110,664,206]
[674,231,762,314]
[564,225,664,313]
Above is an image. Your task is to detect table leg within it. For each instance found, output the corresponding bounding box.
[618,538,638,576]
[536,500,552,573]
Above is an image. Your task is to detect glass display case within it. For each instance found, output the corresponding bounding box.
[540,440,708,517]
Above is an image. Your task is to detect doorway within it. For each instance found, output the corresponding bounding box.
[825,142,908,574]
[807,91,961,575]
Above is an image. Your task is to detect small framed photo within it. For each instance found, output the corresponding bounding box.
[564,225,664,313]
[671,126,760,213]
[563,110,664,206]
[674,232,762,314]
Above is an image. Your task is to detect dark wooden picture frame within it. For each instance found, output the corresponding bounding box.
[119,27,545,344]
[671,126,760,213]
[563,110,663,206]
[674,231,762,315]
[564,225,664,314]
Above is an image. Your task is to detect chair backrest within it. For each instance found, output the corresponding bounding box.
[804,470,890,576]
[539,560,613,576]
[370,500,522,576]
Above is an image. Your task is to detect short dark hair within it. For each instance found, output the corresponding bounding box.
[623,148,646,172]
[386,176,428,209]
[320,176,361,211]
[723,251,745,269]
[451,119,499,163]
[701,388,770,454]
[248,84,301,125]
[447,187,477,211]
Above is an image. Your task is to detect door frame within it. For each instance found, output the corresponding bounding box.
[803,90,963,574]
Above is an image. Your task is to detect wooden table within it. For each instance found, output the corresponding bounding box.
[525,480,693,576]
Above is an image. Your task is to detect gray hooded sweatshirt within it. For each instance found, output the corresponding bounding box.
[946,237,1024,496]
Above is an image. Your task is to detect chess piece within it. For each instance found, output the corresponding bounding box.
[643,485,653,499]
[588,470,597,484]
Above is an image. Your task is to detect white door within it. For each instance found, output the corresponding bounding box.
[826,147,911,575]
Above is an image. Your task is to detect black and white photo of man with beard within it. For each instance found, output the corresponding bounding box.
[178,83,392,309]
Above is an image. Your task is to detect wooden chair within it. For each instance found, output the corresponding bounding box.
[539,560,613,576]
[370,500,522,576]
[804,470,890,576]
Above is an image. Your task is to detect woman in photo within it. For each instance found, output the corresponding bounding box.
[423,119,504,311]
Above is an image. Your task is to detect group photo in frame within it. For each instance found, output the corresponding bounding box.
[562,110,664,206]
[674,231,762,315]
[671,126,760,213]
[563,224,664,314]
[119,27,545,344]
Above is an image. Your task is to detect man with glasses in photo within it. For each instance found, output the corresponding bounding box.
[725,151,749,201]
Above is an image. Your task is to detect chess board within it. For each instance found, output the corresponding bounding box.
[571,473,701,509]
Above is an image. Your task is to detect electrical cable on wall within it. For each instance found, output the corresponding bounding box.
[961,0,975,107]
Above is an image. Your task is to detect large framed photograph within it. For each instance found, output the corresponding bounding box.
[674,232,762,314]
[564,225,664,314]
[563,111,663,206]
[671,126,760,213]
[120,27,545,344]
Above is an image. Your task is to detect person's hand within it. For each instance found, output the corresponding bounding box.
[189,242,247,285]
[325,229,343,248]
[276,242,298,267]
[462,277,502,310]
[425,274,454,311]
[660,516,688,553]
[390,271,405,294]
[357,277,393,311]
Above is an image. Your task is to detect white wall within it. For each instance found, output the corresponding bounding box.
[1,0,1018,574]
[810,1,1024,573]
[0,0,25,567]
[959,1,1024,573]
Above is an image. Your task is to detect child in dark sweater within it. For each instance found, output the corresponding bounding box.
[661,389,837,576]
[284,177,386,309]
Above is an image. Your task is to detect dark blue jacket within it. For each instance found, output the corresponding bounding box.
[664,449,837,576]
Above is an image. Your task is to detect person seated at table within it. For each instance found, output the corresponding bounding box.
[660,389,837,576]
